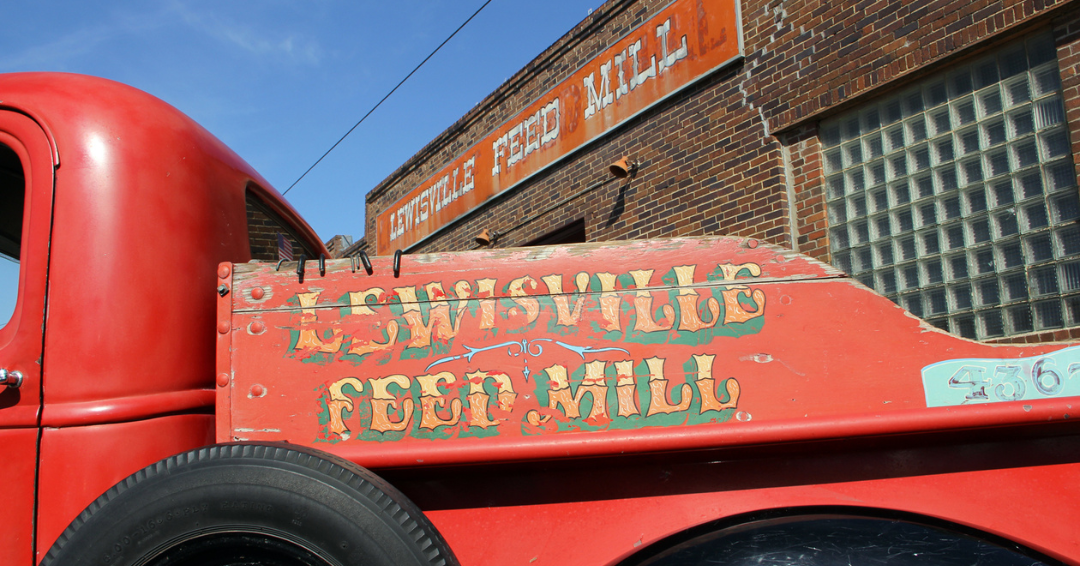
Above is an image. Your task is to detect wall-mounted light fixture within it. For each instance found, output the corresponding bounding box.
[475,229,501,246]
[608,157,638,179]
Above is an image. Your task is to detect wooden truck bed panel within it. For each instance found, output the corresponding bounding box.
[216,237,1080,468]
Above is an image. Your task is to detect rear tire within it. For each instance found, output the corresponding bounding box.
[42,443,458,566]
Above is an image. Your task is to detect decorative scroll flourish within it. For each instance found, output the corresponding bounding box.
[425,338,629,373]
[553,340,630,359]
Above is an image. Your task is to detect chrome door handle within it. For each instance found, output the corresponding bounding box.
[0,368,23,389]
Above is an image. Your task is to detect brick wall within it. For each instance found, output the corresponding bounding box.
[364,0,1080,262]
[781,124,828,257]
[1058,5,1080,189]
[342,236,371,259]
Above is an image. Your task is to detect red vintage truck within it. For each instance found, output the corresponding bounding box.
[3,72,1080,566]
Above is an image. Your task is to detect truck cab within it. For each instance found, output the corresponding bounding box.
[0,73,324,564]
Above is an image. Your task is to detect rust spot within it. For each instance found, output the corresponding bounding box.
[250,286,265,300]
[216,373,230,387]
[217,265,231,279]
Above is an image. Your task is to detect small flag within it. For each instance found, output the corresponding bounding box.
[277,233,294,261]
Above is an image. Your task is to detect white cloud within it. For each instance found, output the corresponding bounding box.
[1,2,324,72]
[169,1,322,65]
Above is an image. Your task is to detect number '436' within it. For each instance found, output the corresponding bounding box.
[947,359,1077,402]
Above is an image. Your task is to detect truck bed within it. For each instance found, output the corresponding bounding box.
[216,237,1080,467]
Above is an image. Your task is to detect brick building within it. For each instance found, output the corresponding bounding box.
[347,0,1080,343]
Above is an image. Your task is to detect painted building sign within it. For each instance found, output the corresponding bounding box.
[374,0,743,255]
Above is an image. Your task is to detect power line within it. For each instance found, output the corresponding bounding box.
[283,0,495,195]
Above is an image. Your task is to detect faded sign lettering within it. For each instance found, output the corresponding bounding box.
[375,0,742,254]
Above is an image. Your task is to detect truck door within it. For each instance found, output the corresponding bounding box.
[0,110,55,565]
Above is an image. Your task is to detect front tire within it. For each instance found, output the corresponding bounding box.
[42,443,458,566]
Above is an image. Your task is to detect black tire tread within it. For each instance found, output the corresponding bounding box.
[41,442,456,566]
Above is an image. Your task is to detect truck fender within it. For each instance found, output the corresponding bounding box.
[41,442,458,566]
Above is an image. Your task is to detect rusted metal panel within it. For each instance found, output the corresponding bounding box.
[221,237,1079,468]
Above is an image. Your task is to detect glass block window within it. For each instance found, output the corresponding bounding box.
[821,32,1080,340]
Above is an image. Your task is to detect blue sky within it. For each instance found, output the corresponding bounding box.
[1,0,602,243]
[0,0,603,323]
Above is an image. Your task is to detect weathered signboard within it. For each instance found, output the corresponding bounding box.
[374,0,744,255]
[217,238,1080,469]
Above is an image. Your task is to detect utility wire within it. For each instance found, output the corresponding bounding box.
[283,0,495,195]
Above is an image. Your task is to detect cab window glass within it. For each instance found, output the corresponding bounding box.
[246,190,312,261]
[0,143,24,326]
